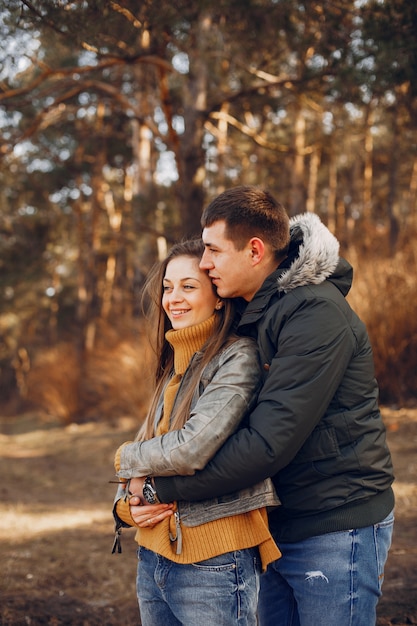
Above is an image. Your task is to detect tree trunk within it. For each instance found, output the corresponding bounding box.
[306,146,321,214]
[387,114,400,255]
[404,156,417,226]
[175,12,212,237]
[363,103,374,221]
[327,151,337,233]
[290,103,306,215]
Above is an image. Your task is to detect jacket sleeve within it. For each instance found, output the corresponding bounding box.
[154,296,357,503]
[116,339,261,478]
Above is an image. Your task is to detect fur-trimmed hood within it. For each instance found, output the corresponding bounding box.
[277,213,340,294]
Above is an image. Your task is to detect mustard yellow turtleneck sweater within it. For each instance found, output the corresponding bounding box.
[115,315,281,570]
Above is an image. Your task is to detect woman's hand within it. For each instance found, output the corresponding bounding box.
[129,495,174,528]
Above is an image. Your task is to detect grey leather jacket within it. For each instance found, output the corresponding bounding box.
[114,337,279,537]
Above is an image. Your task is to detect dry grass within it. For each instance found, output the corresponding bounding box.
[22,321,153,424]
[345,237,417,406]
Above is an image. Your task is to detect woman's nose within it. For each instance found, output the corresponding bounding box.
[169,287,183,302]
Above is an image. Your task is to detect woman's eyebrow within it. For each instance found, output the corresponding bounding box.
[163,276,201,283]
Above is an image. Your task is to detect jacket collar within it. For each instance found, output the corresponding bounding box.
[278,212,340,294]
[239,213,352,325]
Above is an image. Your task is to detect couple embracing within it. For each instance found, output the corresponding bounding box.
[112,186,394,626]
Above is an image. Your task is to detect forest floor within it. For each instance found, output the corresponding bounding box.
[0,406,416,626]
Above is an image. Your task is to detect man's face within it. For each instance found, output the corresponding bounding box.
[200,220,256,301]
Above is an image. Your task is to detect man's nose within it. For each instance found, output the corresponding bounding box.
[199,251,212,270]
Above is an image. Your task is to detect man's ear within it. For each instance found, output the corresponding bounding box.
[249,237,265,265]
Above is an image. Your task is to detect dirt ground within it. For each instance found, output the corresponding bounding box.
[0,407,416,626]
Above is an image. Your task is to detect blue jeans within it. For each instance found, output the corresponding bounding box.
[136,546,261,626]
[258,510,394,626]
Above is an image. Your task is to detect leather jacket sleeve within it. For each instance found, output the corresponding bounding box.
[116,338,261,478]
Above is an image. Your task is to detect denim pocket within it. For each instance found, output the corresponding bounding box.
[192,551,237,572]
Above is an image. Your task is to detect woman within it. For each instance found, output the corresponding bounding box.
[112,239,280,626]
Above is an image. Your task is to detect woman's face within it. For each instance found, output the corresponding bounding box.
[162,255,220,330]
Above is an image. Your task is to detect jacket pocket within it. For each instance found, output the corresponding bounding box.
[292,424,339,463]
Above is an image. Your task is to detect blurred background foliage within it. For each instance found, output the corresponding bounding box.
[0,0,416,422]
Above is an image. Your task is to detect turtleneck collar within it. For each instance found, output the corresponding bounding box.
[165,314,218,375]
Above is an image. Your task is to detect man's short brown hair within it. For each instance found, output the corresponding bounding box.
[201,186,290,260]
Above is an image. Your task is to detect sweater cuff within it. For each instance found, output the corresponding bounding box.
[114,441,132,472]
[115,496,137,527]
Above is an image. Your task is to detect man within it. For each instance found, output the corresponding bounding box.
[132,186,395,625]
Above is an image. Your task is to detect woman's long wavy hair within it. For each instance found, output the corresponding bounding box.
[137,239,237,441]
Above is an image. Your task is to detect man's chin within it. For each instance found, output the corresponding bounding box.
[215,287,228,298]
